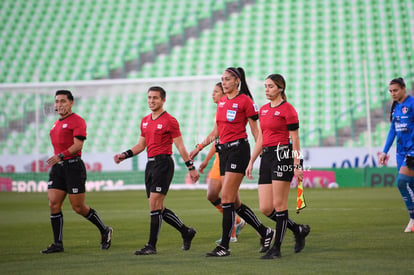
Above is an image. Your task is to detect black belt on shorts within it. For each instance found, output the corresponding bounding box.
[262,144,290,153]
[216,138,248,152]
[58,157,80,165]
[147,154,171,162]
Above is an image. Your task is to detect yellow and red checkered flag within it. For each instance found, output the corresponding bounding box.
[296,179,306,214]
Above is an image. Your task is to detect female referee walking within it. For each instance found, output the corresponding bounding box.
[190,67,274,257]
[246,74,310,259]
[198,82,246,243]
[42,90,112,254]
[114,86,199,255]
[379,77,414,232]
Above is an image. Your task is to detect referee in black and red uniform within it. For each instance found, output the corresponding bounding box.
[114,86,199,255]
[41,90,112,254]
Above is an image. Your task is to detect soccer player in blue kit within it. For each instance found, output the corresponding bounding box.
[379,77,414,232]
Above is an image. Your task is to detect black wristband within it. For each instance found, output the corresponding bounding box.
[57,153,64,161]
[122,149,133,159]
[188,166,196,171]
[185,160,194,167]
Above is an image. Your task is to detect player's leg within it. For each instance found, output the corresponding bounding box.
[397,165,414,232]
[68,193,113,249]
[41,188,66,253]
[41,164,67,254]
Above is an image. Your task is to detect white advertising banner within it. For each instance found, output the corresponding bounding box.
[0,146,398,173]
[302,146,397,168]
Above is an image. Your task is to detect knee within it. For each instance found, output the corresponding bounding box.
[259,204,274,216]
[397,174,411,190]
[206,192,219,203]
[49,201,62,213]
[71,203,86,215]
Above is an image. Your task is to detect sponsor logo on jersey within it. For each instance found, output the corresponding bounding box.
[143,122,148,128]
[219,102,226,108]
[402,106,409,114]
[261,109,269,116]
[227,110,236,122]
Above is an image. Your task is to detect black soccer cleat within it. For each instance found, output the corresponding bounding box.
[260,246,281,260]
[259,228,275,253]
[205,245,230,257]
[41,243,64,254]
[134,244,157,255]
[294,224,310,253]
[101,226,113,250]
[182,227,196,250]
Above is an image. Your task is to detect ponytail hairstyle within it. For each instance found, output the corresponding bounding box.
[225,67,254,99]
[389,101,397,122]
[389,77,406,88]
[388,77,406,122]
[266,74,287,101]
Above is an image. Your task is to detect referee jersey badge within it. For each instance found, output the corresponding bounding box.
[227,110,236,122]
[62,124,68,128]
[273,111,280,116]
[157,124,163,129]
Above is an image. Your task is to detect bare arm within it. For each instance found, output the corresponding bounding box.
[189,122,219,159]
[199,141,216,174]
[246,124,262,179]
[47,137,84,166]
[173,135,200,182]
[248,118,259,142]
[114,136,147,164]
[290,129,303,181]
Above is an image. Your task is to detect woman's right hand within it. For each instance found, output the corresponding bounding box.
[199,161,208,174]
[378,152,388,166]
[245,162,254,179]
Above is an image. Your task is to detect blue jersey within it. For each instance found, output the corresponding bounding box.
[383,95,414,156]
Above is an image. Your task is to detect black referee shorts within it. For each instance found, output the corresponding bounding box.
[48,157,87,194]
[258,145,302,184]
[218,139,250,176]
[145,154,174,198]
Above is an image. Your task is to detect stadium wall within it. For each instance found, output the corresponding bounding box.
[0,167,398,192]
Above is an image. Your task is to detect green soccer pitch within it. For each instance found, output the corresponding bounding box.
[1,188,413,274]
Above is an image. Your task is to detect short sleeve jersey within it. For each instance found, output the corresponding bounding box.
[390,95,414,154]
[50,113,87,159]
[259,101,299,147]
[216,93,258,144]
[140,111,181,157]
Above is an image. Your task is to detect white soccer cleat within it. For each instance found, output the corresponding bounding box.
[404,219,414,233]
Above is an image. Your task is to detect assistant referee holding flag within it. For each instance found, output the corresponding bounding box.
[41,90,113,254]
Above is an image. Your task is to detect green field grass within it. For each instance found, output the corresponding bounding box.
[0,188,413,274]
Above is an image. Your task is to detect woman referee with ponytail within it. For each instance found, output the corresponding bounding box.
[190,67,274,257]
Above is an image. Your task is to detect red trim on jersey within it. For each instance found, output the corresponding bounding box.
[50,113,86,159]
[215,93,258,144]
[259,102,299,147]
[140,112,181,157]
